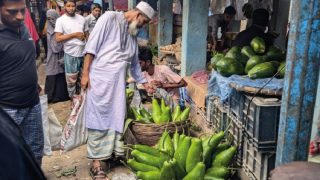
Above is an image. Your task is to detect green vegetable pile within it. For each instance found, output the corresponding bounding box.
[130,98,190,124]
[126,129,237,180]
[126,88,135,104]
[210,37,286,79]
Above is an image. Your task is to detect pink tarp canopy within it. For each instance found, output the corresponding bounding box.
[113,0,128,11]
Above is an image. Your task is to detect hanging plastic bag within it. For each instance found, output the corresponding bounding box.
[48,108,62,151]
[60,91,88,152]
[40,95,52,155]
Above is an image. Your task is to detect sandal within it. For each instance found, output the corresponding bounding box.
[89,166,108,180]
[111,156,125,167]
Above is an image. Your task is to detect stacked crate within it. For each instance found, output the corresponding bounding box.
[206,96,228,132]
[242,95,281,179]
[206,91,281,179]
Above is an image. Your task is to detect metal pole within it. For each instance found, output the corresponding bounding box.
[128,0,137,10]
[181,0,209,76]
[276,0,320,166]
[108,0,114,11]
[157,0,173,54]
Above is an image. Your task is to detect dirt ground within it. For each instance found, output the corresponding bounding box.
[38,64,134,180]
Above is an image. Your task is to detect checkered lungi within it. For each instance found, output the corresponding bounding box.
[64,53,83,98]
[1,103,44,165]
[87,129,124,160]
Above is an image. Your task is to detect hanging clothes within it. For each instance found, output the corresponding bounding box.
[24,8,39,43]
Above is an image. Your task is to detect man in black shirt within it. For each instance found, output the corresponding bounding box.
[233,8,273,48]
[0,0,44,165]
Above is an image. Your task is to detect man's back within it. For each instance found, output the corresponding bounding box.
[0,24,39,108]
[233,25,273,48]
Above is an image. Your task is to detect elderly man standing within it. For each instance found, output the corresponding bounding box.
[81,1,156,179]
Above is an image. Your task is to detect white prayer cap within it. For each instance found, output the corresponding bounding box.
[136,1,156,20]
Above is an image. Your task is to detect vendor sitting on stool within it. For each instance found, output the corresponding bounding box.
[128,47,187,104]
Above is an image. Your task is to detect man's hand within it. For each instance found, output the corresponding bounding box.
[73,32,85,41]
[81,72,90,90]
[143,83,156,94]
[151,80,163,88]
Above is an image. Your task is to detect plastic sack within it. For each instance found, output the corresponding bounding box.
[60,91,88,152]
[48,108,62,151]
[40,95,52,155]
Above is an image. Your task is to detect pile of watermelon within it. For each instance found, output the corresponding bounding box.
[209,37,286,79]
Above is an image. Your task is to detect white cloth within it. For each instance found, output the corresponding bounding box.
[55,14,89,57]
[84,11,146,133]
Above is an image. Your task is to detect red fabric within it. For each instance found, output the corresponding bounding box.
[191,70,209,84]
[24,9,39,43]
[114,0,128,11]
[309,141,320,156]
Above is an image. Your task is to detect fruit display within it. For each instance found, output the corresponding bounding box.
[130,98,190,124]
[209,37,286,79]
[126,130,237,180]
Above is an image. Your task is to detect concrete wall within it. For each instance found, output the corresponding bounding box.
[273,0,291,49]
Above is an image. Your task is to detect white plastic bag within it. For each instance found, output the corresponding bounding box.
[40,95,52,155]
[48,108,62,151]
[60,91,88,152]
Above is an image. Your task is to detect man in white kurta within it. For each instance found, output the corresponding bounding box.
[81,2,156,179]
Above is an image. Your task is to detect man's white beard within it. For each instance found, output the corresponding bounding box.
[128,20,139,36]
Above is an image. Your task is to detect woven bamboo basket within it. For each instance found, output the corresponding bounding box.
[130,120,190,146]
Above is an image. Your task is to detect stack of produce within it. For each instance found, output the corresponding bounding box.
[130,98,190,124]
[210,37,286,79]
[159,40,182,52]
[126,130,237,180]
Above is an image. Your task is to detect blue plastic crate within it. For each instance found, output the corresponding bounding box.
[228,89,245,124]
[206,96,228,132]
[242,136,276,180]
[243,96,281,144]
[243,133,277,153]
[227,114,244,167]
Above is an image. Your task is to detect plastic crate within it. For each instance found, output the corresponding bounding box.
[242,136,276,180]
[206,96,228,131]
[243,96,281,144]
[227,114,243,167]
[244,133,277,153]
[206,96,215,128]
[228,89,245,123]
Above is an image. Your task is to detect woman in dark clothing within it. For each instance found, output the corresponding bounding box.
[233,8,273,48]
[44,9,69,103]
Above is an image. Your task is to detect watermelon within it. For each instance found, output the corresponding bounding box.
[250,37,266,54]
[211,53,225,70]
[265,46,285,61]
[278,61,286,78]
[216,57,244,77]
[245,55,265,74]
[248,62,277,79]
[241,46,255,58]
